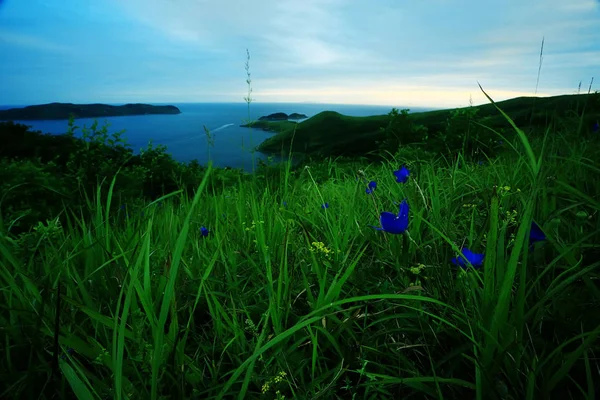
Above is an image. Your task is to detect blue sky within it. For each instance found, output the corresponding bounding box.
[0,0,599,107]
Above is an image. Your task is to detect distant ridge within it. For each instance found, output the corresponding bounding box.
[257,92,600,157]
[258,112,308,121]
[0,102,182,120]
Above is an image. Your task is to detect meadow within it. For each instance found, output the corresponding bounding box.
[1,78,600,400]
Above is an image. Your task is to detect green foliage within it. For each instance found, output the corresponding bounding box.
[1,94,600,400]
[377,108,429,154]
[0,157,68,233]
[424,105,499,159]
[0,119,249,235]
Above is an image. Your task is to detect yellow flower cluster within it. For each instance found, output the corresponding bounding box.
[310,241,333,259]
[261,371,288,394]
[409,263,426,275]
[504,209,518,226]
[243,220,265,232]
[408,263,427,286]
[499,185,521,196]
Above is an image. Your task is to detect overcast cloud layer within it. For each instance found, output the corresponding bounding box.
[1,0,599,107]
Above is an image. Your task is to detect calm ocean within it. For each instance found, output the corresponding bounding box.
[0,103,432,171]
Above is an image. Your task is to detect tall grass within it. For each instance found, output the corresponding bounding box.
[1,92,599,398]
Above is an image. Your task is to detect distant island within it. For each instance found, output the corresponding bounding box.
[239,112,309,132]
[258,112,308,121]
[0,102,182,120]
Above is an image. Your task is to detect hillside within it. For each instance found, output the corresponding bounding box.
[256,93,600,157]
[0,102,182,120]
[240,119,298,132]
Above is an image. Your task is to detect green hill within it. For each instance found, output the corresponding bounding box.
[257,111,390,156]
[240,119,297,132]
[256,93,600,157]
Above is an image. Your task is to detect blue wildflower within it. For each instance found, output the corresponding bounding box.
[282,201,287,208]
[200,226,209,237]
[530,221,545,244]
[366,181,377,194]
[120,204,130,218]
[593,121,599,132]
[321,203,329,209]
[370,199,410,234]
[451,247,485,270]
[60,347,75,360]
[393,166,410,183]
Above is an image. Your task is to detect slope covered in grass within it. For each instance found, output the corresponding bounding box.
[1,100,600,398]
[257,93,600,157]
[240,119,298,132]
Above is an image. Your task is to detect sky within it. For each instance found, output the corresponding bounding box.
[0,0,599,108]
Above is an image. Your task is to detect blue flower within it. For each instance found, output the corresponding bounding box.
[321,202,329,209]
[393,166,410,183]
[119,204,130,218]
[200,226,209,237]
[593,121,599,132]
[60,347,75,361]
[451,248,485,270]
[282,201,288,208]
[370,199,410,234]
[366,181,377,194]
[530,221,545,244]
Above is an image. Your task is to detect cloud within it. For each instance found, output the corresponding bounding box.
[1,0,599,105]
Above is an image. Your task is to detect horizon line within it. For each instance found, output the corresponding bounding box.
[0,91,592,110]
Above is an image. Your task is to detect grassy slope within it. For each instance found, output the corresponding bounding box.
[2,95,600,398]
[258,111,390,155]
[2,126,599,399]
[257,93,600,156]
[240,119,298,132]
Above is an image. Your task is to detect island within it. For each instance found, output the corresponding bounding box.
[240,112,308,132]
[0,102,182,120]
[258,112,308,121]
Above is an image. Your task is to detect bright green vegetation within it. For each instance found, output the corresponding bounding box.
[257,93,600,159]
[1,89,600,399]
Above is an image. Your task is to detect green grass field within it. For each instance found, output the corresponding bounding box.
[1,87,600,399]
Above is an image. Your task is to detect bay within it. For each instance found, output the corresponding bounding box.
[0,102,431,171]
